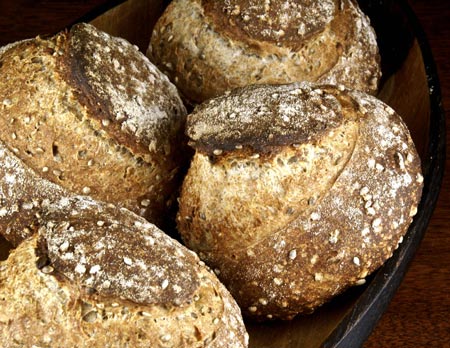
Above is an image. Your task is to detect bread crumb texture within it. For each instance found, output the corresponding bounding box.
[0,196,248,347]
[178,82,423,320]
[149,0,380,103]
[0,23,187,238]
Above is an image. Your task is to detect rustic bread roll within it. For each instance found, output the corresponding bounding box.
[0,195,249,347]
[148,0,381,104]
[177,82,423,320]
[0,23,187,240]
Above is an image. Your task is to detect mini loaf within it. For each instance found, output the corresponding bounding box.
[177,82,423,320]
[0,23,187,241]
[0,195,249,347]
[148,0,381,104]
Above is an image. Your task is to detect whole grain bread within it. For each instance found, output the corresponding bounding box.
[0,23,187,242]
[178,82,423,320]
[0,195,249,347]
[148,0,381,104]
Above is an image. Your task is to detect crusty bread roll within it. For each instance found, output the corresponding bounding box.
[177,82,423,320]
[0,195,249,347]
[148,0,381,104]
[0,23,187,242]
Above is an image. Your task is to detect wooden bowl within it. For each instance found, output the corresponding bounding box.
[0,0,445,347]
[88,1,446,345]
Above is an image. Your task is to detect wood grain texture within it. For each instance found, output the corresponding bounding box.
[0,0,448,347]
[364,1,450,347]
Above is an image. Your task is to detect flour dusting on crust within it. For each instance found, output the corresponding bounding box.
[41,196,200,307]
[67,23,186,158]
[188,82,344,154]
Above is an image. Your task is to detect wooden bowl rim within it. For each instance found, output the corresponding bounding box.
[68,0,446,346]
[323,1,446,346]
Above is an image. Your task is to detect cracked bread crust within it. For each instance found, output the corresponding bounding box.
[0,196,249,347]
[149,0,380,104]
[178,82,423,320]
[0,24,187,236]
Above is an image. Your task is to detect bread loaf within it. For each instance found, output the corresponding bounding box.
[149,0,381,104]
[177,82,423,320]
[0,195,249,347]
[0,23,187,243]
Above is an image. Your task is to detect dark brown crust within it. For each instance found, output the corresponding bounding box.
[58,30,120,149]
[202,0,339,50]
[1,213,249,347]
[61,23,186,160]
[40,196,200,307]
[3,176,203,309]
[0,25,248,348]
[0,139,249,346]
[187,83,356,155]
[0,140,68,246]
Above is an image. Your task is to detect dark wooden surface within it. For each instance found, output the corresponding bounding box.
[364,1,450,347]
[0,0,448,347]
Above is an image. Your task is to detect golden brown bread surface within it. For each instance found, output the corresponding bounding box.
[178,82,423,320]
[0,23,187,243]
[0,196,249,347]
[149,0,381,104]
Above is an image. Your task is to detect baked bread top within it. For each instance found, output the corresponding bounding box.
[149,0,381,104]
[178,82,423,319]
[39,197,201,307]
[64,23,184,159]
[188,83,345,154]
[0,195,249,347]
[0,23,187,233]
[203,0,340,49]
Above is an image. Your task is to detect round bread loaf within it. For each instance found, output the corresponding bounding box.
[0,23,187,241]
[148,0,381,104]
[0,195,249,347]
[177,82,423,320]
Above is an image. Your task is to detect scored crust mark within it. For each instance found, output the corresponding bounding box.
[187,83,352,155]
[316,0,380,93]
[203,0,337,46]
[39,196,201,307]
[181,121,358,250]
[0,24,248,347]
[149,0,381,104]
[178,82,423,320]
[62,23,187,160]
